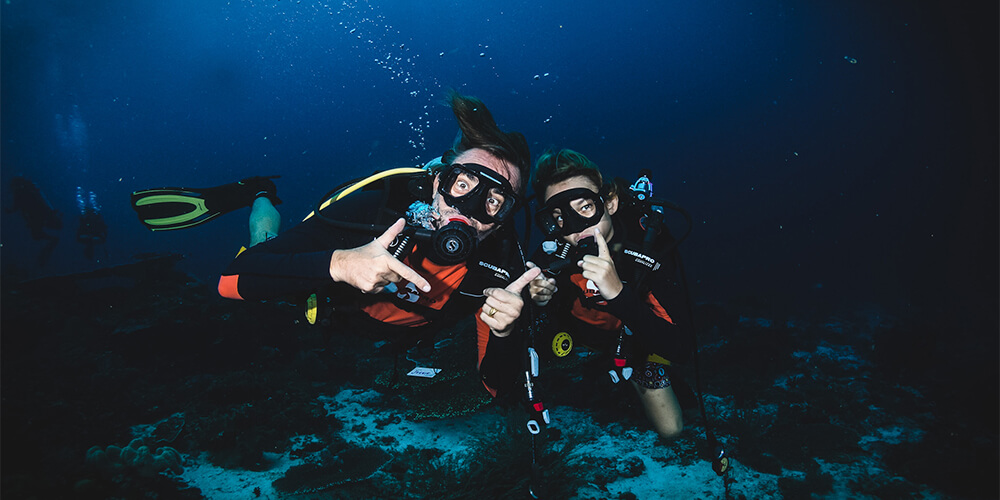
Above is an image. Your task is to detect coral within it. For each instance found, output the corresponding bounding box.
[369,317,497,421]
[615,455,645,478]
[777,459,833,498]
[272,445,392,493]
[406,390,493,421]
[85,438,184,477]
[391,413,587,500]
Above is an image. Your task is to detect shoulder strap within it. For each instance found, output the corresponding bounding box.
[303,167,429,222]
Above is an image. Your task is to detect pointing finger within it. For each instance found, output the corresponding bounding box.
[505,266,542,294]
[594,227,611,259]
[387,257,431,292]
[375,218,407,249]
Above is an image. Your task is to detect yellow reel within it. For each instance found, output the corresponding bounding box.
[551,331,573,357]
[713,455,730,476]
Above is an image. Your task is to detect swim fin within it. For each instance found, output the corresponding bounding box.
[131,176,281,231]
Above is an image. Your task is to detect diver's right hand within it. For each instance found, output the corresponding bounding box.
[526,261,557,306]
[328,218,431,294]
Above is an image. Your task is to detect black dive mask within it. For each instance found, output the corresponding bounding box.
[535,188,605,237]
[438,163,519,225]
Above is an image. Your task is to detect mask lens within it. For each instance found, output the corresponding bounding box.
[485,187,507,217]
[535,188,604,236]
[567,196,599,218]
[440,163,517,224]
[448,170,480,198]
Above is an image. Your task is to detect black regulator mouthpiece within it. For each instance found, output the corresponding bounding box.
[541,236,599,277]
[576,236,599,258]
[413,218,477,265]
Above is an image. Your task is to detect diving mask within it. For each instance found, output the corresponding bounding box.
[534,187,605,237]
[438,163,519,225]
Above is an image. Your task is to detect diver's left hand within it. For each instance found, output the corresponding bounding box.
[577,227,623,300]
[481,266,543,337]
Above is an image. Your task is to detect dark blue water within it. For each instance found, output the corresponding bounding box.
[2,0,996,322]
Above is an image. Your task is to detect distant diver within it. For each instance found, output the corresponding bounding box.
[76,187,108,260]
[129,176,282,231]
[6,176,63,266]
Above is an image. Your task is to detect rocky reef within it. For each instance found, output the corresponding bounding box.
[1,255,995,499]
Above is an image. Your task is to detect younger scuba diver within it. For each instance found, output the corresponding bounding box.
[526,150,695,440]
[214,91,539,398]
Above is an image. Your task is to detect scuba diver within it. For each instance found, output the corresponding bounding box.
[130,91,540,398]
[76,187,108,260]
[525,149,696,441]
[6,176,63,266]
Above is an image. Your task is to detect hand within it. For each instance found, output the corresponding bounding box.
[577,227,623,300]
[481,266,543,337]
[328,218,431,294]
[526,261,557,306]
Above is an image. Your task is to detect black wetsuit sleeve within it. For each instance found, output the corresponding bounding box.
[602,267,695,364]
[479,329,523,398]
[221,211,371,300]
[476,234,533,398]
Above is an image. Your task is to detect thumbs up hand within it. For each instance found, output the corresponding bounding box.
[480,266,543,337]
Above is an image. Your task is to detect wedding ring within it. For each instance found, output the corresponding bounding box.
[487,307,498,317]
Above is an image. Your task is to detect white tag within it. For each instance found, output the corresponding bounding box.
[407,367,442,378]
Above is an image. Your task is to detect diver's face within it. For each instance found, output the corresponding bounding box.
[543,176,616,246]
[431,148,521,241]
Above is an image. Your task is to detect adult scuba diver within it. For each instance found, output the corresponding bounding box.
[7,176,63,266]
[130,91,540,399]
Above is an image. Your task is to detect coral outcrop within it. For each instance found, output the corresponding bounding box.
[86,438,183,477]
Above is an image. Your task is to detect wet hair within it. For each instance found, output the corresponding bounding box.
[531,149,618,201]
[440,90,531,195]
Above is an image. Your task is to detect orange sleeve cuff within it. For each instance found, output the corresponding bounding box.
[218,275,243,300]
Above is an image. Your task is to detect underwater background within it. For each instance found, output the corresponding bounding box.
[2,0,996,498]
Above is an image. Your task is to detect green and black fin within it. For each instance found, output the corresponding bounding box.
[130,175,281,231]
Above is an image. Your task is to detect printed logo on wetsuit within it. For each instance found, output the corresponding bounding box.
[624,248,660,271]
[396,282,422,303]
[478,261,511,282]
